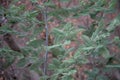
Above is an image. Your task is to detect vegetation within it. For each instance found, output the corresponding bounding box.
[0,0,120,80]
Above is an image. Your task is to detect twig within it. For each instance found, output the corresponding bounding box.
[42,1,49,78]
[66,0,72,8]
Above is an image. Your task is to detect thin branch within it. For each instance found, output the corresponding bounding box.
[42,1,49,77]
[66,0,73,8]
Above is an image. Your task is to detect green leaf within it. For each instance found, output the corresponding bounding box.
[96,75,109,80]
[27,39,44,48]
[109,0,117,9]
[60,0,71,2]
[30,0,38,3]
[48,40,70,50]
[50,74,58,80]
[82,46,95,50]
[67,70,76,75]
[0,25,17,34]
[100,47,111,59]
[107,17,120,32]
[17,56,39,67]
[82,35,94,46]
[106,65,120,68]
[52,58,61,68]
[63,58,75,64]
[62,76,74,80]
[50,47,65,57]
[17,58,27,67]
[103,49,110,59]
[49,64,57,70]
